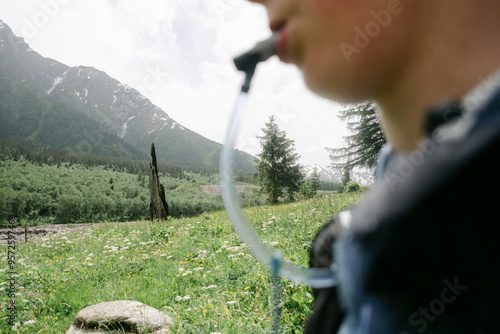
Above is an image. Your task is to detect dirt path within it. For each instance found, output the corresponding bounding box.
[199,185,259,195]
[0,222,102,244]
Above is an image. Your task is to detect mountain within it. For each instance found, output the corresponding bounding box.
[303,164,341,183]
[350,169,375,186]
[0,19,256,171]
[304,163,374,186]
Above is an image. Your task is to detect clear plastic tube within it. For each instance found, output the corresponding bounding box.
[220,91,337,289]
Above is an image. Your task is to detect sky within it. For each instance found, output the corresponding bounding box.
[0,0,349,168]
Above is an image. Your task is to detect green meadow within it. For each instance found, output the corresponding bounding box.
[0,193,362,333]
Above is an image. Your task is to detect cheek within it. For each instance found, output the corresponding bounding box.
[300,4,414,101]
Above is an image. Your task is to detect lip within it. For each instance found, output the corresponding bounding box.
[270,20,285,33]
[276,24,291,63]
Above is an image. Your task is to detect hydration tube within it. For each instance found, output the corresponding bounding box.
[220,34,337,289]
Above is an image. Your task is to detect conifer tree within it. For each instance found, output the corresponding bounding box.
[310,166,321,195]
[256,116,303,204]
[326,101,386,172]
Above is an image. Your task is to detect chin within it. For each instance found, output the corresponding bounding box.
[303,72,370,104]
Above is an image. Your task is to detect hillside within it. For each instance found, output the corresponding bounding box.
[0,19,256,171]
[0,159,264,226]
[0,84,148,160]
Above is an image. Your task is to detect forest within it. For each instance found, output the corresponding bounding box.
[0,155,261,227]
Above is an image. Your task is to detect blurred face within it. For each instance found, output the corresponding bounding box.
[249,0,419,102]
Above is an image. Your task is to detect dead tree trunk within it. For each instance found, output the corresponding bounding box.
[149,143,169,221]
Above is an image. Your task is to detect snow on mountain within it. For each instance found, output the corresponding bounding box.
[303,164,340,183]
[0,19,256,170]
[304,163,375,186]
[351,168,375,186]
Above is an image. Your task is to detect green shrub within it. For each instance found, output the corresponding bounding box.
[343,181,361,193]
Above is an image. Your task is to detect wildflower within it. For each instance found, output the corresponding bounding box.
[201,285,217,290]
[245,287,250,290]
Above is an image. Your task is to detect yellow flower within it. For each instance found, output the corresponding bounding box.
[204,309,207,313]
[245,287,250,290]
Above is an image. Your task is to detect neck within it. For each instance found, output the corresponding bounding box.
[375,1,500,152]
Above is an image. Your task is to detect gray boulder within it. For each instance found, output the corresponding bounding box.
[66,300,173,334]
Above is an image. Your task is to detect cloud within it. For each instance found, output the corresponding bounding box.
[0,0,346,167]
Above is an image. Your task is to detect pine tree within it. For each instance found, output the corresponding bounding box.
[310,166,321,195]
[256,116,303,204]
[341,163,351,187]
[326,101,386,172]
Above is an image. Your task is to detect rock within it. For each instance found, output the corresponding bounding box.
[66,300,173,334]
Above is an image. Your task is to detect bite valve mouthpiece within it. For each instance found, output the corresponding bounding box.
[233,33,278,93]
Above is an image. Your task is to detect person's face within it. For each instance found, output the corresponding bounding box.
[249,0,419,102]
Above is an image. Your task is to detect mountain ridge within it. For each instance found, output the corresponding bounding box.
[0,19,256,171]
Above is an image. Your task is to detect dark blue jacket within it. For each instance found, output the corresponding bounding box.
[306,85,500,334]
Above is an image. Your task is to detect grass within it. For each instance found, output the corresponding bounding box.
[0,193,362,333]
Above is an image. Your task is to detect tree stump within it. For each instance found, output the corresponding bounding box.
[149,143,169,221]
